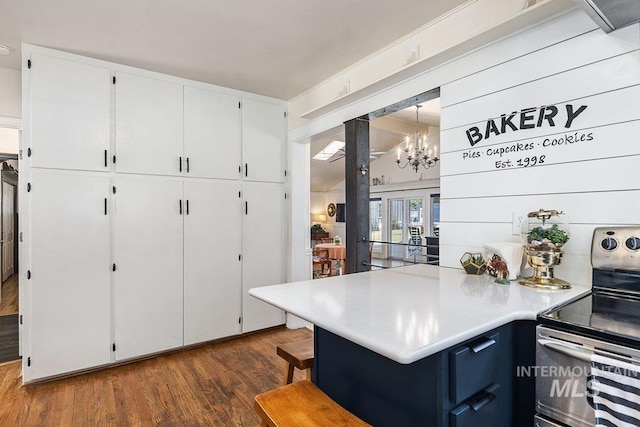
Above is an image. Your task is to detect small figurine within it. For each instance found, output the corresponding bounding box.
[487,254,510,284]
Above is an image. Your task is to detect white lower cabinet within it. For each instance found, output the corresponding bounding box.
[241,182,286,333]
[114,175,184,360]
[184,180,242,345]
[29,172,111,380]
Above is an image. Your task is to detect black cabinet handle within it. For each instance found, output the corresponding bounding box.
[104,150,108,167]
[104,198,108,215]
[468,384,499,412]
[186,157,190,173]
[469,337,496,354]
[186,200,189,215]
[179,199,183,215]
[179,157,183,172]
[245,201,248,215]
[245,163,248,177]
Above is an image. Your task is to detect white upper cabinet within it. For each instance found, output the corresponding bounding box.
[241,182,286,333]
[29,171,111,380]
[29,54,111,172]
[241,99,287,183]
[183,180,242,345]
[115,72,183,176]
[114,175,184,360]
[184,86,241,179]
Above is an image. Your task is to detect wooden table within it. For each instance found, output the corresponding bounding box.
[314,243,346,274]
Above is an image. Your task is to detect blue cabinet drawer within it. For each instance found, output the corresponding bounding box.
[449,332,500,404]
[449,384,500,427]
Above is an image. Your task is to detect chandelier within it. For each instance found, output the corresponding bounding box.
[396,105,439,172]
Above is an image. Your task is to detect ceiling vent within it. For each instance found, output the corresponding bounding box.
[573,0,640,32]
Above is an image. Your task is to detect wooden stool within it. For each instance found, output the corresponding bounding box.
[276,338,314,385]
[254,380,371,427]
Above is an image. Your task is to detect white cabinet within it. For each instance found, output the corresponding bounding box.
[23,45,290,380]
[241,182,286,333]
[184,86,241,179]
[115,72,184,176]
[184,180,242,345]
[114,175,184,360]
[29,171,111,379]
[242,99,287,183]
[29,54,111,172]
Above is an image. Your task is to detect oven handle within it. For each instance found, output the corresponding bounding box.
[538,339,593,363]
[539,338,640,365]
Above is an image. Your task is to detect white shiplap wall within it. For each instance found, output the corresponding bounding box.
[439,16,640,286]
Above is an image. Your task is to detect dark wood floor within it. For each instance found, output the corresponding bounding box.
[0,326,313,426]
[0,314,18,364]
[0,275,19,364]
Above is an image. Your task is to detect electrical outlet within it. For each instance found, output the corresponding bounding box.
[512,212,524,235]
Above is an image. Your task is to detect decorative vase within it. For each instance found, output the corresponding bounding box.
[460,252,487,275]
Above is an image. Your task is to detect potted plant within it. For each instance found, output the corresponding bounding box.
[311,223,326,234]
[460,252,487,275]
[525,224,569,252]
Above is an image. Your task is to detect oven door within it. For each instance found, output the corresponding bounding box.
[536,326,640,427]
[536,326,595,426]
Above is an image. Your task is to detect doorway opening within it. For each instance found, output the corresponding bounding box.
[0,124,20,364]
[308,88,441,274]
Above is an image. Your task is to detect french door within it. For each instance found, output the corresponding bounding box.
[388,197,425,260]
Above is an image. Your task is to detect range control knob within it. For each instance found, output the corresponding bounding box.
[601,237,618,251]
[626,237,640,251]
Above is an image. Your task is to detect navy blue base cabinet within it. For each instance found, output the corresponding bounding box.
[313,321,535,427]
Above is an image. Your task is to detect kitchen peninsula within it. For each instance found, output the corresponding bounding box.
[249,264,590,426]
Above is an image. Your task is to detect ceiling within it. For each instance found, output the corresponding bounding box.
[310,98,441,191]
[0,0,468,100]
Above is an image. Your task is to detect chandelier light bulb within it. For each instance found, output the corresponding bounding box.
[396,105,440,173]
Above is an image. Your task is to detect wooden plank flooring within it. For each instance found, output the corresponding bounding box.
[0,274,18,316]
[0,314,19,364]
[0,326,313,426]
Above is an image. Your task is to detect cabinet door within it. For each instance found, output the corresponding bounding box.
[115,72,183,176]
[30,54,111,172]
[114,175,184,360]
[241,182,286,333]
[241,99,286,183]
[184,86,241,179]
[29,172,111,380]
[184,180,242,345]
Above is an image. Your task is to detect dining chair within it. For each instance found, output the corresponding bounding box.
[312,247,332,278]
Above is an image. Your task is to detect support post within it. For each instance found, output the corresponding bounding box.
[344,116,370,274]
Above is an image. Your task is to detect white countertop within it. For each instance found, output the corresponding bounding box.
[249,264,591,364]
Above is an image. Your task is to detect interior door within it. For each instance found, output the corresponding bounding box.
[30,53,111,171]
[115,72,184,176]
[29,171,111,380]
[184,180,242,345]
[184,86,241,179]
[114,175,184,360]
[241,182,285,333]
[2,181,15,281]
[241,99,286,183]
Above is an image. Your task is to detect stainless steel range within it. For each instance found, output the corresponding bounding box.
[535,226,640,427]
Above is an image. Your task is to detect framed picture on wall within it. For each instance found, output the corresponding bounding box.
[336,203,345,222]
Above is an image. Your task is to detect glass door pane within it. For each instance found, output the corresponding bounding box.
[389,199,404,259]
[407,198,424,261]
[430,194,440,237]
[369,198,382,253]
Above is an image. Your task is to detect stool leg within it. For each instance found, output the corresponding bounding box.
[283,362,295,385]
